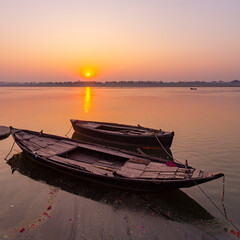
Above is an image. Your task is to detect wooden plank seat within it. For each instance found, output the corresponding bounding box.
[37,146,77,157]
[124,161,147,171]
[32,140,78,157]
[115,158,148,178]
[115,167,143,178]
[19,135,77,154]
[139,162,195,179]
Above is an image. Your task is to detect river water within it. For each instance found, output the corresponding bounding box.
[0,87,240,239]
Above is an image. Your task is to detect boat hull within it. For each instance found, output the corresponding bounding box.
[71,120,174,148]
[16,147,222,192]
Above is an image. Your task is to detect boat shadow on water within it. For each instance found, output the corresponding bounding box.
[7,152,214,224]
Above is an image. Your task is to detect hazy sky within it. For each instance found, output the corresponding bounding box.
[1,0,240,82]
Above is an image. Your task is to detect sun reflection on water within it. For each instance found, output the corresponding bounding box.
[84,87,91,113]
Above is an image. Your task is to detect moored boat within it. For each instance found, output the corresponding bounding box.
[7,153,214,223]
[70,119,174,148]
[10,127,224,192]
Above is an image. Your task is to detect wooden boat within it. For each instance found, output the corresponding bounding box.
[70,119,174,148]
[10,127,224,192]
[7,153,214,223]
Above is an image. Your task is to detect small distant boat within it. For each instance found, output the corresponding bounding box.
[10,127,224,192]
[70,119,174,148]
[190,87,197,90]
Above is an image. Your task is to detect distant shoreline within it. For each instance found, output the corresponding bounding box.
[0,80,240,87]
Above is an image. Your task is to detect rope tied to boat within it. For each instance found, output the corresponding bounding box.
[4,140,16,161]
[154,134,184,165]
[221,175,225,203]
[65,125,73,138]
[221,175,228,219]
[154,133,239,232]
[193,179,240,234]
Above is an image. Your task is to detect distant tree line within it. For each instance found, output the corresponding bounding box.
[0,80,240,87]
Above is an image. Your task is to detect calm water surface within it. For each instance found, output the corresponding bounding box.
[0,87,240,240]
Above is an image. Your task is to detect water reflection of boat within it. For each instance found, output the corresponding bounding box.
[70,119,174,148]
[10,127,224,191]
[7,152,214,223]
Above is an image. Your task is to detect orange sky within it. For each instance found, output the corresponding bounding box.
[1,0,240,82]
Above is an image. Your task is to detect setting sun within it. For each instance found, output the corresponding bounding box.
[80,66,97,80]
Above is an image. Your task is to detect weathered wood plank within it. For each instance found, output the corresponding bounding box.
[21,140,41,151]
[174,175,186,179]
[159,171,177,175]
[49,156,114,176]
[146,162,178,172]
[68,154,97,164]
[56,140,79,149]
[15,133,25,140]
[124,162,147,171]
[116,167,143,178]
[128,158,150,165]
[34,149,57,157]
[49,156,92,171]
[116,171,142,178]
[92,164,114,172]
[15,131,25,137]
[94,161,121,170]
[140,171,159,178]
[29,138,49,148]
[92,168,114,176]
[60,140,82,147]
[47,146,77,155]
[36,141,78,155]
[200,171,211,178]
[98,160,114,165]
[46,144,76,153]
[21,134,35,140]
[120,166,143,173]
[158,174,176,179]
[191,169,201,178]
[42,137,58,144]
[62,140,136,161]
